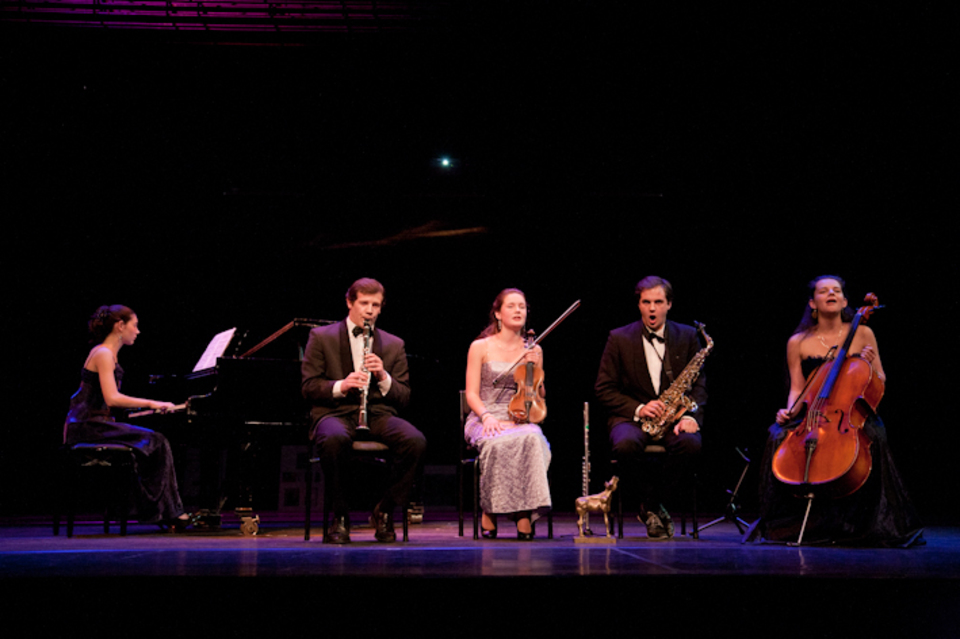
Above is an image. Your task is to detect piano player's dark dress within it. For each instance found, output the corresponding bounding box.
[63,365,184,524]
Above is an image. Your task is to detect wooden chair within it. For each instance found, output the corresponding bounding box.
[53,442,138,537]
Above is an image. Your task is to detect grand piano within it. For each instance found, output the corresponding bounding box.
[133,318,332,534]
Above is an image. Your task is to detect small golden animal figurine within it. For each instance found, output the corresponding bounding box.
[576,476,619,538]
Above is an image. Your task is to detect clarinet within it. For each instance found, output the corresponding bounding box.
[357,321,372,432]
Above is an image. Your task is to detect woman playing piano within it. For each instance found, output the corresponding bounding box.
[63,305,194,530]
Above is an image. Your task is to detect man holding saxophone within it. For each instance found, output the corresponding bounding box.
[594,276,707,539]
[302,278,426,544]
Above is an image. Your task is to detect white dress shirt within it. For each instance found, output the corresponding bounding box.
[332,318,393,399]
[634,326,666,422]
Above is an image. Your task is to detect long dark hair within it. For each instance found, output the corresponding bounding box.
[88,305,135,344]
[477,288,526,339]
[791,275,855,336]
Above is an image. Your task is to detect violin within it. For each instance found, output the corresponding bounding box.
[491,299,580,424]
[508,330,546,423]
[772,293,884,498]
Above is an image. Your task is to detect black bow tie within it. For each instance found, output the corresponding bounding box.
[645,331,664,344]
[352,325,369,338]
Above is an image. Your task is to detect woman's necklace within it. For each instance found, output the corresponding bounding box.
[494,334,524,354]
[816,326,843,350]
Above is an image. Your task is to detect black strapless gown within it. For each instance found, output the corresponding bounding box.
[63,366,184,524]
[757,357,923,546]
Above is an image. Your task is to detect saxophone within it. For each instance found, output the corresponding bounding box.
[640,322,713,440]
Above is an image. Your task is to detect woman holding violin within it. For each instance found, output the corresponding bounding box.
[757,276,923,546]
[464,288,552,540]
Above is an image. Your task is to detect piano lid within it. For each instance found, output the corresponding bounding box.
[238,318,333,359]
[150,318,335,384]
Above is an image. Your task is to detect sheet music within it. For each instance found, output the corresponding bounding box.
[193,328,237,372]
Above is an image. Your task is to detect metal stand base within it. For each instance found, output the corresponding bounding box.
[700,447,753,536]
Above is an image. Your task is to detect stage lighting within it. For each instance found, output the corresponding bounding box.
[434,156,458,170]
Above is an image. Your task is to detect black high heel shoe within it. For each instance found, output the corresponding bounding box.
[481,526,498,539]
[160,512,200,533]
[517,519,534,541]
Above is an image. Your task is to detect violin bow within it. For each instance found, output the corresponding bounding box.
[492,299,581,386]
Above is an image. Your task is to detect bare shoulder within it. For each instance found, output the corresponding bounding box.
[86,346,115,372]
[786,331,807,357]
[787,332,806,347]
[852,324,879,349]
[468,337,490,356]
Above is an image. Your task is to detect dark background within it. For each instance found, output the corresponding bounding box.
[2,3,955,521]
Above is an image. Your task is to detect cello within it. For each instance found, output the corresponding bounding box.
[772,293,884,500]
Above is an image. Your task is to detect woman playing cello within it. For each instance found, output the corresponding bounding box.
[757,276,923,546]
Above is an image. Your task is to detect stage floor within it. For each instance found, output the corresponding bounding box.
[3,513,959,637]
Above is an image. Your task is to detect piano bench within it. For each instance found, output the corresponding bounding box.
[53,443,138,538]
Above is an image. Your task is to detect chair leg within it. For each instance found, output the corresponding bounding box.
[322,466,330,541]
[457,461,465,537]
[691,471,699,539]
[304,460,314,541]
[617,483,624,538]
[53,451,69,537]
[66,455,77,538]
[473,459,480,540]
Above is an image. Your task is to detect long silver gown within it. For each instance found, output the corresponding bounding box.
[464,361,552,517]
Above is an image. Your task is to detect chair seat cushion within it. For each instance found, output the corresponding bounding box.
[70,443,134,452]
[352,441,390,453]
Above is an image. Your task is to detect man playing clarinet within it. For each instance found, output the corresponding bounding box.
[301,278,426,543]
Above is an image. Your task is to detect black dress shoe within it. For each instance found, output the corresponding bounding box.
[371,505,397,543]
[324,516,351,544]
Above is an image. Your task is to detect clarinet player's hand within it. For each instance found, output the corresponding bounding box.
[342,371,371,391]
[363,352,387,381]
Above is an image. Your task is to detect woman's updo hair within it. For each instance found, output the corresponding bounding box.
[88,305,135,344]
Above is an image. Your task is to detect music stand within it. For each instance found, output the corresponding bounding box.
[699,447,753,535]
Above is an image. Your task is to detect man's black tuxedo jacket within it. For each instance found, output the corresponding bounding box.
[594,319,707,430]
[300,320,411,431]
